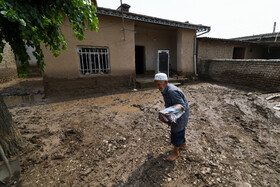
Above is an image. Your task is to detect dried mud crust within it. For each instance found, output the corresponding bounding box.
[9,82,280,186]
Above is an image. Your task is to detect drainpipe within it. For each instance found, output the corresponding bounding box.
[120,0,126,41]
[275,31,280,42]
[194,29,210,76]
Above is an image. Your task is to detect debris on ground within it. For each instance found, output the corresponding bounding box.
[266,94,280,101]
[2,81,280,186]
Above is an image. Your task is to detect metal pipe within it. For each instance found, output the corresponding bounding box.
[193,36,198,76]
[275,31,280,42]
[197,29,211,37]
[120,0,126,40]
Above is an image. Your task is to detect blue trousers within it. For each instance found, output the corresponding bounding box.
[171,128,186,147]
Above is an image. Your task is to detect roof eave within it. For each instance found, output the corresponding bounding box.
[233,33,279,41]
[97,7,210,32]
[198,37,280,46]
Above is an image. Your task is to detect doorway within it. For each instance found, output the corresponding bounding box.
[233,47,245,59]
[135,46,145,74]
[157,50,169,77]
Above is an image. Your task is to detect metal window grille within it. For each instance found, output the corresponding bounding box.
[78,47,110,75]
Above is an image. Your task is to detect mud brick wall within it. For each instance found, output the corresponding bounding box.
[0,43,18,83]
[198,59,280,91]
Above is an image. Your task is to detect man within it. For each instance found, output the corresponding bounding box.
[154,73,189,161]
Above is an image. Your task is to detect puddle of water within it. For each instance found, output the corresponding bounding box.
[4,95,44,106]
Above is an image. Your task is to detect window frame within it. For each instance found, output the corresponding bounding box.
[77,46,110,75]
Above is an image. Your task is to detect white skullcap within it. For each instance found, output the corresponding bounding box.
[154,73,168,81]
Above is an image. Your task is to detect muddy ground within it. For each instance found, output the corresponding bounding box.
[1,79,280,186]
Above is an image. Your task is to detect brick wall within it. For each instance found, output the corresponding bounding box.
[198,59,280,91]
[0,43,18,83]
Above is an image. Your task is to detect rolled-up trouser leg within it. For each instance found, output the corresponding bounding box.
[171,128,186,147]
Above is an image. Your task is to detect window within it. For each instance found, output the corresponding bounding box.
[233,47,245,59]
[78,47,110,75]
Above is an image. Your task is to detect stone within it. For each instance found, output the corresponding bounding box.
[84,168,92,175]
[247,92,253,96]
[221,155,227,159]
[234,182,252,187]
[202,167,211,174]
[167,178,172,182]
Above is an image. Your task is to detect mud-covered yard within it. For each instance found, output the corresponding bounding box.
[3,81,280,186]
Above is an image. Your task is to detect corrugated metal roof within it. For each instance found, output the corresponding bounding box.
[233,33,280,41]
[197,37,253,44]
[97,7,210,33]
[198,37,280,46]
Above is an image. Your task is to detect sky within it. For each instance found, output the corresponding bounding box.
[97,0,280,38]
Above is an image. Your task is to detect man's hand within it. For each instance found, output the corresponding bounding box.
[159,115,166,123]
[159,116,176,125]
[168,122,176,126]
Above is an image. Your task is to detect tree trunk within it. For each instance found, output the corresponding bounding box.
[0,94,24,157]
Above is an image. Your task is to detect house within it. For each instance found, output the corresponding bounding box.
[234,33,280,59]
[197,33,280,62]
[42,5,210,94]
[0,42,18,83]
[196,34,280,91]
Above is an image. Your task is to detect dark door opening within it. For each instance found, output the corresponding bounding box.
[135,46,145,74]
[158,50,169,77]
[263,47,280,59]
[233,47,246,59]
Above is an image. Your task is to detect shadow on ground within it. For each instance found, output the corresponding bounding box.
[114,153,175,187]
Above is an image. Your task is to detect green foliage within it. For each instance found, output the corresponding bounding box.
[0,0,99,77]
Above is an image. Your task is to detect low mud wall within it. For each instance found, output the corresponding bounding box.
[198,59,280,91]
[0,68,18,83]
[43,74,134,96]
[0,43,18,83]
